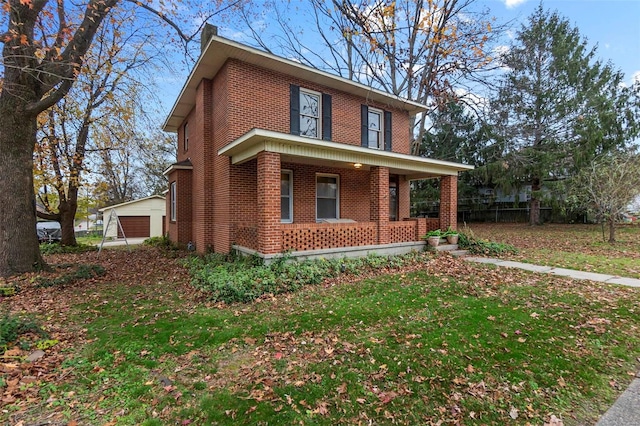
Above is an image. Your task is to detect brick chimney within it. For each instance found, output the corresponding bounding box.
[201,24,218,52]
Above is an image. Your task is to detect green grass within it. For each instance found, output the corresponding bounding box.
[469,223,640,278]
[76,235,104,245]
[23,257,640,425]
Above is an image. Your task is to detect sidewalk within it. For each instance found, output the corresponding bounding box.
[464,257,640,287]
[97,237,147,247]
[463,256,640,425]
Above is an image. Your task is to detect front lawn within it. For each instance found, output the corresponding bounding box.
[2,246,639,425]
[467,223,640,278]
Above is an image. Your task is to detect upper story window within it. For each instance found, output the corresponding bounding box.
[300,89,321,138]
[183,123,189,152]
[290,85,332,141]
[367,108,383,149]
[361,105,392,152]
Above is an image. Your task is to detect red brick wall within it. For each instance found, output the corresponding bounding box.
[370,166,390,244]
[398,175,410,220]
[225,59,412,154]
[439,175,458,231]
[281,162,371,223]
[257,151,282,254]
[211,65,231,253]
[166,169,192,245]
[171,58,425,254]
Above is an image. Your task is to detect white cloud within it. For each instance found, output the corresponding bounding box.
[504,0,529,9]
[633,71,640,83]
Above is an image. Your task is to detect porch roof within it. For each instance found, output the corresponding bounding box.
[218,129,473,179]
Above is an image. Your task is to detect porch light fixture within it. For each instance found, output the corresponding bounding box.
[353,163,362,169]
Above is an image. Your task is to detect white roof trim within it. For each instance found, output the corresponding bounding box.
[218,129,474,178]
[163,35,427,132]
[163,163,194,176]
[98,195,166,212]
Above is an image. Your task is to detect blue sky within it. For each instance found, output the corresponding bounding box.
[160,0,640,117]
[490,0,639,84]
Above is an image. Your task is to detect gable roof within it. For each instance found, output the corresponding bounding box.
[98,195,166,212]
[163,35,428,133]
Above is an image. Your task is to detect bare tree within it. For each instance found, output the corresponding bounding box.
[247,0,502,154]
[0,0,246,276]
[34,10,154,246]
[569,151,640,243]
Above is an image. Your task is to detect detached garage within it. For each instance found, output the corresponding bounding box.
[99,195,166,239]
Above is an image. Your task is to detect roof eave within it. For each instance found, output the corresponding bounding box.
[218,129,473,177]
[163,35,427,133]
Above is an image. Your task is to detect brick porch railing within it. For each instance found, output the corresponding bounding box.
[236,218,442,253]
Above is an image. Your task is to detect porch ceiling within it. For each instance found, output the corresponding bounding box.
[218,129,474,179]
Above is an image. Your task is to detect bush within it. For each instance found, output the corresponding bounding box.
[0,312,46,352]
[40,243,97,255]
[143,235,178,250]
[186,251,429,304]
[36,264,106,288]
[458,229,518,256]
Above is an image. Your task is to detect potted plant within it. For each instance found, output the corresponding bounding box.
[423,229,442,247]
[444,227,459,244]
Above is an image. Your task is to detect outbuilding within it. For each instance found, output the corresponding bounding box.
[99,195,166,239]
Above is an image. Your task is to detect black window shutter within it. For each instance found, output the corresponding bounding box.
[384,111,392,151]
[322,93,332,140]
[290,85,300,135]
[361,105,368,147]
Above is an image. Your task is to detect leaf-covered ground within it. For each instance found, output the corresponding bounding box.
[1,227,639,425]
[465,223,640,278]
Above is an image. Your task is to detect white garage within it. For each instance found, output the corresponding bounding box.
[99,195,166,239]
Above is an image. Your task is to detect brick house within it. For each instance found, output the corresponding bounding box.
[163,31,473,260]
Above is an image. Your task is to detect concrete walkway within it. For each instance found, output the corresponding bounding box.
[464,256,640,287]
[463,256,640,425]
[97,237,147,248]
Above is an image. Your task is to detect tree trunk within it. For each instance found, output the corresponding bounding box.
[0,102,46,277]
[529,177,542,226]
[58,198,78,246]
[608,217,616,243]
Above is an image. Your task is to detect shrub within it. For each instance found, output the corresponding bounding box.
[143,235,178,250]
[0,312,46,353]
[187,251,430,304]
[40,243,97,255]
[36,264,106,288]
[458,229,518,256]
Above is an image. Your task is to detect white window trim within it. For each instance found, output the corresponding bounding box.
[300,88,322,139]
[281,169,293,223]
[170,181,177,222]
[316,173,340,221]
[367,107,383,149]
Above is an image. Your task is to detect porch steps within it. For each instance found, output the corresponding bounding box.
[434,242,469,258]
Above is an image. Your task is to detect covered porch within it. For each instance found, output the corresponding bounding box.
[220,129,473,259]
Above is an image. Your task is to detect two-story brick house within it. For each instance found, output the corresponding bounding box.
[163,29,473,260]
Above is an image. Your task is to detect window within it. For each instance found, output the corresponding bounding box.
[170,181,177,222]
[367,108,383,149]
[281,170,293,223]
[316,174,339,220]
[300,89,321,138]
[361,105,392,151]
[389,176,398,221]
[290,85,332,140]
[183,123,189,152]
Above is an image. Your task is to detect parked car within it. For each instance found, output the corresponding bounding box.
[36,221,62,243]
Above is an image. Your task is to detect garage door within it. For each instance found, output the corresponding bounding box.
[117,216,150,238]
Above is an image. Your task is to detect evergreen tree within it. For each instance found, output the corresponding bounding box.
[488,5,640,225]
